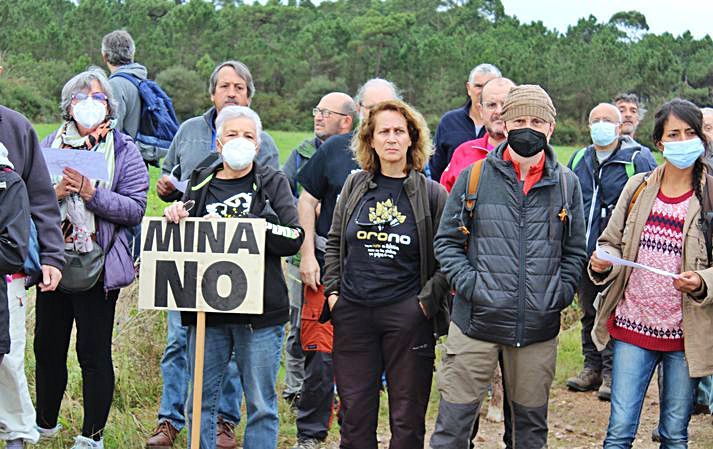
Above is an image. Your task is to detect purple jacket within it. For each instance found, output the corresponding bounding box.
[42,129,149,291]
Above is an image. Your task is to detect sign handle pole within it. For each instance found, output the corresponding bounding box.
[190,311,206,449]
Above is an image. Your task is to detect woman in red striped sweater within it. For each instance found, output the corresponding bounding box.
[589,98,713,448]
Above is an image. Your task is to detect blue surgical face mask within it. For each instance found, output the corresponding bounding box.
[590,121,618,147]
[663,137,705,169]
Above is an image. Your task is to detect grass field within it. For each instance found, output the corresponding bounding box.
[21,125,621,448]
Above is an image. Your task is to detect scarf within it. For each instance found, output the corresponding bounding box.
[50,120,117,252]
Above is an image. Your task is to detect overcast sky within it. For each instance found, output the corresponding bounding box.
[499,0,712,39]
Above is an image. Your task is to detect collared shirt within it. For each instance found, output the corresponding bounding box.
[503,147,546,195]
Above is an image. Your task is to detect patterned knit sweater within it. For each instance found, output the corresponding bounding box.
[608,189,693,352]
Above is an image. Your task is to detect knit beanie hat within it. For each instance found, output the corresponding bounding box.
[501,84,556,123]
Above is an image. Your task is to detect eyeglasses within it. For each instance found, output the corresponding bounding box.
[71,92,108,103]
[312,107,348,119]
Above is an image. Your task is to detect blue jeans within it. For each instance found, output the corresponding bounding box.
[158,311,243,430]
[605,339,696,449]
[187,324,283,449]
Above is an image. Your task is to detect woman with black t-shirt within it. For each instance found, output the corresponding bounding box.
[164,105,303,449]
[322,100,449,449]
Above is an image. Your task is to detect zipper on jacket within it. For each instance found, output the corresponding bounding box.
[516,185,527,347]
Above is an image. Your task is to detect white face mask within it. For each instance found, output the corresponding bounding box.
[72,98,107,130]
[220,137,257,170]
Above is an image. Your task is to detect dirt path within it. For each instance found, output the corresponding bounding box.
[359,383,713,448]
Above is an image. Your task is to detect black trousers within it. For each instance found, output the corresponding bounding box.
[34,281,119,440]
[296,350,334,440]
[578,271,612,375]
[332,296,435,449]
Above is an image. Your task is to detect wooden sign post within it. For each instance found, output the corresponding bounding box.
[138,217,266,447]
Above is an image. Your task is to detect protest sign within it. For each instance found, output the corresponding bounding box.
[138,217,266,313]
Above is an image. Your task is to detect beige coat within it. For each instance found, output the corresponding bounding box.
[589,165,713,377]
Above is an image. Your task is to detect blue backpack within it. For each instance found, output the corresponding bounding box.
[110,72,179,166]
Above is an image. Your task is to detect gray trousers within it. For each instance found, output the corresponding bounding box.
[284,263,305,398]
[430,323,557,449]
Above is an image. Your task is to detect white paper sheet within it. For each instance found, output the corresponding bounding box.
[596,246,680,279]
[168,165,188,193]
[168,173,188,193]
[43,148,109,181]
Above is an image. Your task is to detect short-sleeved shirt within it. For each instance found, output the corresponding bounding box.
[296,133,359,239]
[341,174,420,306]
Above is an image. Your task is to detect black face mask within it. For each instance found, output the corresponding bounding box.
[507,128,548,158]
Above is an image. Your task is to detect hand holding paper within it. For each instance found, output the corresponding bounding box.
[595,246,680,279]
[43,148,109,181]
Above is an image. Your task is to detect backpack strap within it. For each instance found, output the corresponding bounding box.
[465,159,485,211]
[458,160,485,235]
[701,173,713,263]
[624,150,640,178]
[570,147,587,171]
[558,166,571,236]
[626,173,650,218]
[109,71,141,88]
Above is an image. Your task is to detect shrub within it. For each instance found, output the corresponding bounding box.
[155,65,211,122]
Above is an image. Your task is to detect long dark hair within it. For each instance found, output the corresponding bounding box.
[652,98,709,206]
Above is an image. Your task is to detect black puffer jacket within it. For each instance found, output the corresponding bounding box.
[435,144,587,347]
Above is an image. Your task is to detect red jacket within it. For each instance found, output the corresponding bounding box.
[439,134,494,192]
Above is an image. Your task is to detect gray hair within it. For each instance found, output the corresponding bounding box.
[342,98,358,124]
[209,61,255,99]
[215,105,262,146]
[60,69,117,121]
[613,92,646,120]
[101,30,135,66]
[354,78,402,106]
[468,63,501,84]
[588,103,623,123]
[702,107,713,116]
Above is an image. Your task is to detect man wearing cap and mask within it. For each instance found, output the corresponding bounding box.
[564,103,656,401]
[430,85,587,449]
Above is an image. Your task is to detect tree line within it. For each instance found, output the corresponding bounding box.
[1,0,712,148]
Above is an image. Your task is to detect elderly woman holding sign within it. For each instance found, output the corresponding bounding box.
[164,105,303,449]
[35,68,148,449]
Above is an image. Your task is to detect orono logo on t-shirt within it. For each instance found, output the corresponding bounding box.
[356,198,412,258]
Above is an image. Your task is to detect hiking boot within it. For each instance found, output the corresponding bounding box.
[146,421,179,449]
[70,435,104,449]
[291,437,322,449]
[566,367,602,392]
[598,374,612,401]
[216,416,237,449]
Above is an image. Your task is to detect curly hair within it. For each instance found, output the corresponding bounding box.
[352,99,432,174]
